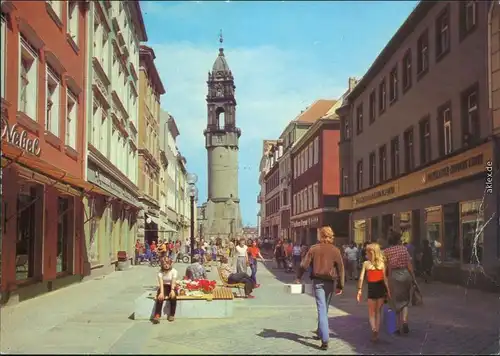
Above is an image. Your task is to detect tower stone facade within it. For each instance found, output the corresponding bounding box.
[202,38,242,240]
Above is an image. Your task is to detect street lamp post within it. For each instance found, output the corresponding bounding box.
[187,173,198,263]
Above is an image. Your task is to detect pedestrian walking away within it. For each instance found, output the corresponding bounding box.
[357,243,391,342]
[384,231,416,335]
[247,240,265,287]
[295,226,345,351]
[292,243,301,271]
[152,257,178,324]
[344,242,359,280]
[235,238,249,274]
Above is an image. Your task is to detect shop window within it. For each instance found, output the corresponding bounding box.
[400,212,412,243]
[424,206,443,264]
[57,197,70,273]
[381,214,393,237]
[16,185,40,281]
[443,203,460,262]
[353,220,366,245]
[461,200,484,265]
[19,38,39,121]
[370,217,379,242]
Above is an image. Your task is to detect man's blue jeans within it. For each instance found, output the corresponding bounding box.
[250,260,258,284]
[313,279,335,343]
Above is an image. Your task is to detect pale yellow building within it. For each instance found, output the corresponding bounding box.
[137,45,165,244]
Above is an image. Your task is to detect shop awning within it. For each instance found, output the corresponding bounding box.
[1,141,111,197]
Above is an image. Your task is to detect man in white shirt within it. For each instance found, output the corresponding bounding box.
[344,243,359,280]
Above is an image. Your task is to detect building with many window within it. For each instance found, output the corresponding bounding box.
[137,45,165,245]
[337,0,498,288]
[290,101,349,246]
[257,139,277,239]
[0,0,104,302]
[83,0,146,277]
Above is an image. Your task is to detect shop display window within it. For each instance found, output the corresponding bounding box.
[460,200,484,265]
[400,212,411,243]
[443,203,460,262]
[381,214,393,238]
[424,206,442,264]
[57,197,70,273]
[353,220,366,245]
[370,217,379,241]
[16,185,40,281]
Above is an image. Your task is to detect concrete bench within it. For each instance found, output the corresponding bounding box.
[132,288,234,320]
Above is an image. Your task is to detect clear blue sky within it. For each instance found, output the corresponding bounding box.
[141,0,418,226]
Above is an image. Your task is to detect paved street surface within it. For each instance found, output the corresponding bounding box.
[1,261,499,355]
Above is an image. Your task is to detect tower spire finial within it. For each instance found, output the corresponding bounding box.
[219,29,223,46]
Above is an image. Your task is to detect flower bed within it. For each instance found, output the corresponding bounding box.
[176,278,217,297]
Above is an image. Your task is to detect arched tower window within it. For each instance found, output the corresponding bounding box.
[216,107,225,130]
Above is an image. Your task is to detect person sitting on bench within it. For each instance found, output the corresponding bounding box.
[185,255,207,280]
[219,256,255,299]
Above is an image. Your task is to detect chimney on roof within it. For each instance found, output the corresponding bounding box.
[348,77,358,91]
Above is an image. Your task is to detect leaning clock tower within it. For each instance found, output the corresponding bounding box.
[202,33,242,240]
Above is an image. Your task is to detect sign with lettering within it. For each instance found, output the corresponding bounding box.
[423,154,484,183]
[1,118,41,156]
[291,215,320,228]
[354,186,396,206]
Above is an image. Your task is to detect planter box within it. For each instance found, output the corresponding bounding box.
[133,291,234,320]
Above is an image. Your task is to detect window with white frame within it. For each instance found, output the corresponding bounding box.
[1,15,6,99]
[100,108,108,157]
[313,137,319,164]
[313,182,319,208]
[45,67,60,135]
[92,102,101,149]
[443,108,452,155]
[19,38,38,120]
[47,0,62,20]
[465,1,476,33]
[467,91,479,140]
[66,91,77,148]
[67,1,79,45]
[308,185,312,211]
[308,142,313,168]
[304,146,309,170]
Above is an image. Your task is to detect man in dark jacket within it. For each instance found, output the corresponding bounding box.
[295,226,345,350]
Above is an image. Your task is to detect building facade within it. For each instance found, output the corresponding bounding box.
[175,155,191,241]
[159,110,180,241]
[201,38,242,240]
[1,0,98,302]
[262,142,283,241]
[337,1,498,289]
[291,116,349,246]
[83,0,146,277]
[137,45,165,245]
[257,139,277,238]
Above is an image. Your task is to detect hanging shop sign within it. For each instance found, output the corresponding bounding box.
[1,118,41,156]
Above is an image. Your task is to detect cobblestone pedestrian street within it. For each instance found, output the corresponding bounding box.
[1,262,499,355]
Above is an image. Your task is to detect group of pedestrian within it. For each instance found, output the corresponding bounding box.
[295,226,419,349]
[273,240,309,272]
[135,239,183,265]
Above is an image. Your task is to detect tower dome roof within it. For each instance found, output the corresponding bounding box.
[212,48,230,72]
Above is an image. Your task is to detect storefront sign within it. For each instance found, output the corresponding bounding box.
[424,154,484,183]
[354,186,396,206]
[88,167,136,205]
[291,215,319,228]
[1,118,41,156]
